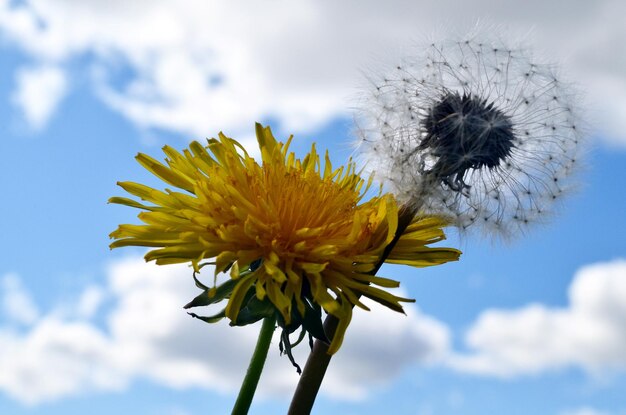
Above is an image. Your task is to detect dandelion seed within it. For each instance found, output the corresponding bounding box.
[356,33,585,237]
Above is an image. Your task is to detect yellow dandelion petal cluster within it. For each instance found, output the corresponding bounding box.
[110,123,460,353]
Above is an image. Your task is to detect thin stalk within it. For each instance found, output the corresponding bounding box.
[231,315,277,415]
[287,205,416,415]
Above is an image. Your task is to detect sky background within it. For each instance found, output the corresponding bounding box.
[1,1,625,414]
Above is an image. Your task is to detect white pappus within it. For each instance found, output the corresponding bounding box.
[355,33,586,238]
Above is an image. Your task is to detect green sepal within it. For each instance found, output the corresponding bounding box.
[287,326,308,349]
[274,297,328,343]
[275,300,326,375]
[184,269,254,309]
[191,270,211,291]
[301,300,328,343]
[233,295,275,326]
[187,309,226,324]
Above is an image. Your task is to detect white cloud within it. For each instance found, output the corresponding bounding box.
[11,65,67,130]
[448,259,626,377]
[75,286,105,319]
[0,317,125,405]
[320,296,449,400]
[1,1,353,139]
[1,273,39,325]
[0,255,449,405]
[1,1,626,145]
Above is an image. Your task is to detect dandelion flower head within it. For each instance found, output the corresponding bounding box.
[109,124,460,353]
[356,33,585,237]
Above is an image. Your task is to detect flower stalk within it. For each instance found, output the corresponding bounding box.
[287,205,417,415]
[232,315,277,415]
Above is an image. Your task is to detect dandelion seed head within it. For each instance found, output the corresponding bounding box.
[419,91,516,190]
[356,33,586,238]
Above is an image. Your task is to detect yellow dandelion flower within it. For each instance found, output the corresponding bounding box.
[109,123,460,353]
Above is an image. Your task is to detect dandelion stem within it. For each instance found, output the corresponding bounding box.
[287,205,416,415]
[232,315,276,415]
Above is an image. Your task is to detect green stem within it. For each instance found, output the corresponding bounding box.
[287,205,416,415]
[231,315,276,415]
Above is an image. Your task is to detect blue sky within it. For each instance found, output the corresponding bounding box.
[1,1,625,415]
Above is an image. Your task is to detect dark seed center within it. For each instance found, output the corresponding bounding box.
[419,91,515,190]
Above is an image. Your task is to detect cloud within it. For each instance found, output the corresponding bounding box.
[1,1,626,145]
[1,1,353,139]
[10,65,67,130]
[448,259,626,377]
[0,255,449,405]
[75,286,105,319]
[0,317,125,405]
[319,294,449,400]
[1,273,39,325]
